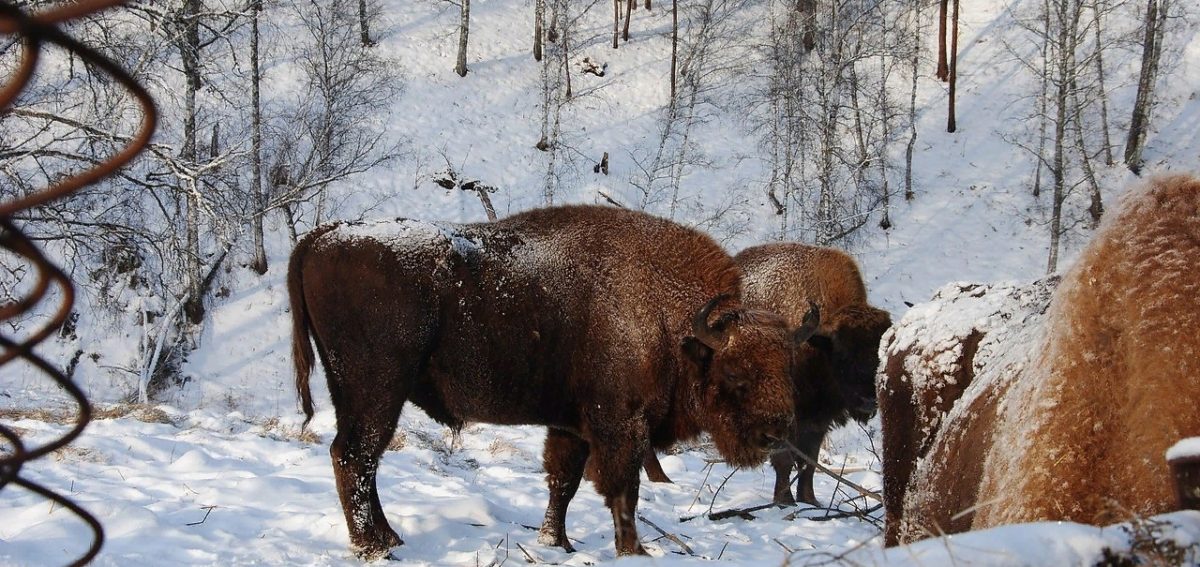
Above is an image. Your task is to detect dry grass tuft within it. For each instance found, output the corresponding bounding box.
[386,431,407,452]
[1095,516,1199,567]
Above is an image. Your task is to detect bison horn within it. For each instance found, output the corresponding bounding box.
[791,301,821,345]
[692,294,731,350]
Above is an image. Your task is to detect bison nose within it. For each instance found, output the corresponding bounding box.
[855,396,878,419]
[756,420,789,449]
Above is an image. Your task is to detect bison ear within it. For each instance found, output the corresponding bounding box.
[682,336,714,367]
[790,301,821,346]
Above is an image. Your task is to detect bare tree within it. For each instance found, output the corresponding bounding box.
[455,0,471,76]
[360,0,376,46]
[1124,0,1169,174]
[534,0,545,60]
[274,0,405,234]
[250,0,268,274]
[947,0,959,133]
[750,0,916,244]
[936,0,949,80]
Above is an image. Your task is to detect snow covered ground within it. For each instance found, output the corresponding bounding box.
[3,0,1200,564]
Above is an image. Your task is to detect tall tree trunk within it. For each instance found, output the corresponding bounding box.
[799,0,816,52]
[1048,0,1076,275]
[359,0,373,46]
[670,0,678,100]
[561,0,571,98]
[623,0,633,41]
[455,0,470,76]
[1033,0,1051,198]
[613,0,620,48]
[182,0,205,325]
[905,0,921,201]
[936,0,949,81]
[1071,76,1104,226]
[1091,1,1113,165]
[250,0,267,275]
[1124,0,1165,174]
[947,0,959,132]
[534,0,544,61]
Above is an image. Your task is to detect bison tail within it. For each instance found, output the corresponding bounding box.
[287,224,338,429]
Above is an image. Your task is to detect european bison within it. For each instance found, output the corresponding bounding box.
[288,204,819,558]
[640,244,891,507]
[879,278,1057,545]
[739,244,891,506]
[881,174,1200,545]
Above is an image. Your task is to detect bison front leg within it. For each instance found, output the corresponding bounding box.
[769,447,797,506]
[588,419,649,556]
[792,428,825,506]
[330,407,405,559]
[538,429,589,552]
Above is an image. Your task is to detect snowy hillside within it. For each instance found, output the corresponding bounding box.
[3,0,1200,564]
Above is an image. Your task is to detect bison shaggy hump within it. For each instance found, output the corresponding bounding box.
[881,174,1200,544]
[288,204,815,558]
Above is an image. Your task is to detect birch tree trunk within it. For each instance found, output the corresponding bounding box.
[181,0,205,325]
[905,0,921,201]
[455,0,471,76]
[947,0,959,133]
[1124,0,1166,174]
[937,0,949,80]
[250,0,268,274]
[359,0,373,46]
[534,0,544,61]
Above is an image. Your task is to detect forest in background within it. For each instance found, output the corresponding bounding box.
[0,0,1191,402]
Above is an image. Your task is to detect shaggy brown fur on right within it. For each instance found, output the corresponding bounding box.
[881,174,1200,545]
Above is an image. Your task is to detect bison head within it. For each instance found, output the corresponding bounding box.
[684,296,820,468]
[806,304,892,422]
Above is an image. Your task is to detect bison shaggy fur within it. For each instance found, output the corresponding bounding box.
[288,205,818,558]
[881,174,1200,544]
[640,244,891,508]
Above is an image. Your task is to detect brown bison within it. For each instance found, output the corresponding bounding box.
[881,174,1200,545]
[878,278,1058,545]
[288,204,819,559]
[640,244,891,507]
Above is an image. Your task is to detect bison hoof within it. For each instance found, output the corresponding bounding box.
[773,492,797,507]
[646,471,673,484]
[353,531,404,561]
[537,528,576,553]
[617,543,650,556]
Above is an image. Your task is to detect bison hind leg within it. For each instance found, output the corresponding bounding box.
[327,374,410,559]
[641,450,673,483]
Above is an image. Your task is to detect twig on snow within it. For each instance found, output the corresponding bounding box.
[637,514,694,555]
[514,541,537,564]
[186,505,217,526]
[782,439,882,503]
[680,502,782,522]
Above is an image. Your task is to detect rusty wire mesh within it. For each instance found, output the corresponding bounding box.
[0,1,157,565]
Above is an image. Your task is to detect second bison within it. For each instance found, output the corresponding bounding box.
[642,243,891,507]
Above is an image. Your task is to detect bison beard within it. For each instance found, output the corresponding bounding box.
[287,205,818,559]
